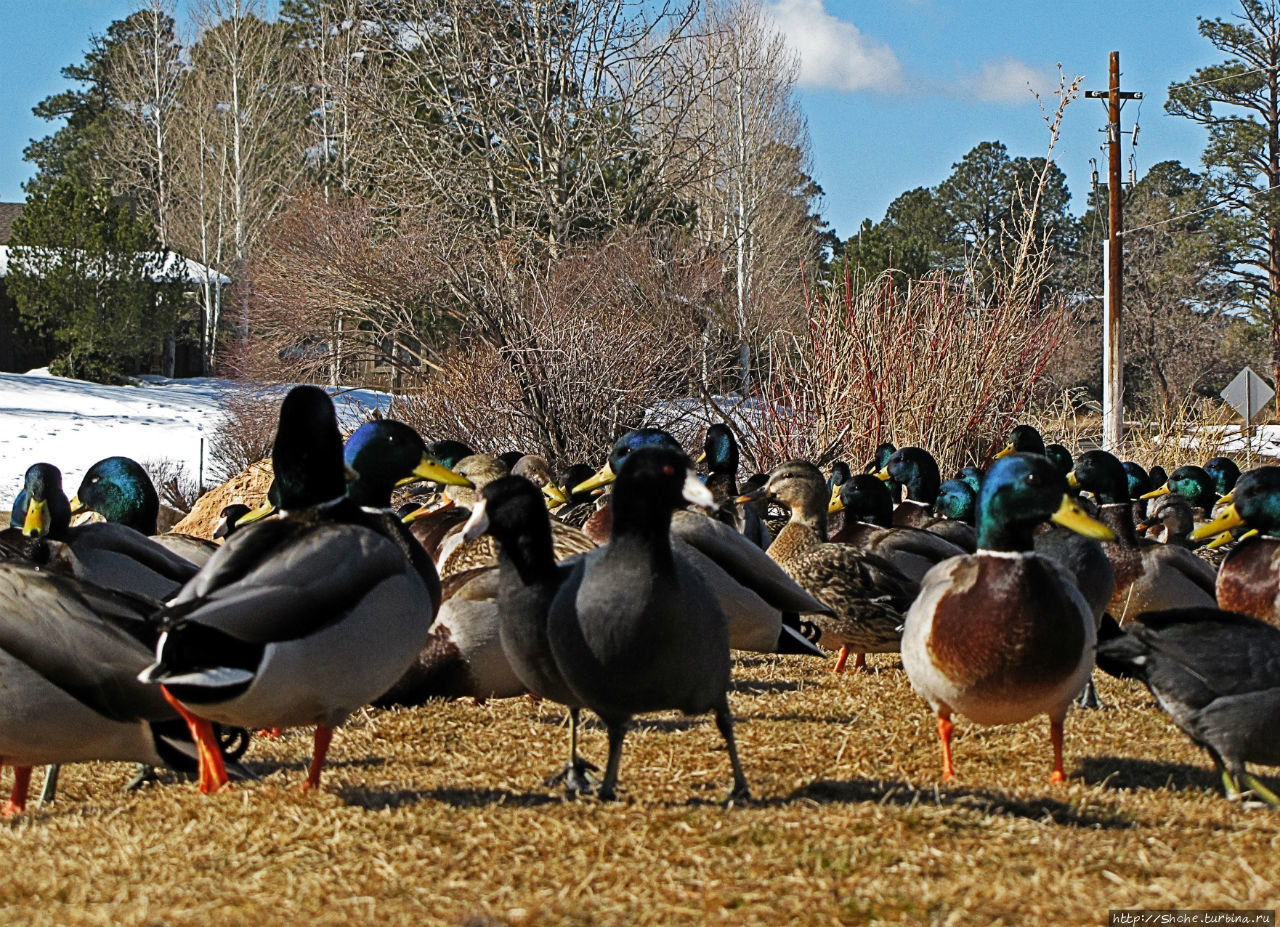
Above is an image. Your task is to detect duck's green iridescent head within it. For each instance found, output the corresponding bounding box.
[344,419,469,509]
[15,462,72,538]
[1143,464,1217,511]
[1203,456,1241,496]
[1191,465,1280,540]
[1069,450,1130,506]
[865,442,896,473]
[834,473,895,527]
[827,460,852,493]
[954,466,984,495]
[1045,444,1073,476]
[934,479,976,524]
[701,424,738,476]
[1148,465,1168,489]
[572,428,681,495]
[878,447,940,503]
[995,424,1045,459]
[426,440,477,470]
[270,386,348,511]
[72,456,159,534]
[977,453,1114,551]
[1121,462,1151,502]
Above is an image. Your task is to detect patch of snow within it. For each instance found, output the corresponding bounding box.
[0,369,391,505]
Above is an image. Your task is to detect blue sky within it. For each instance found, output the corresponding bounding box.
[0,0,1241,240]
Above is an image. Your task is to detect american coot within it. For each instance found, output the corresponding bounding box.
[1096,607,1280,806]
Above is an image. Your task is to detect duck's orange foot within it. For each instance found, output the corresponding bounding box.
[1049,769,1065,784]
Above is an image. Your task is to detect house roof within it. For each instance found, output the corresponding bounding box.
[0,203,22,245]
[0,245,231,285]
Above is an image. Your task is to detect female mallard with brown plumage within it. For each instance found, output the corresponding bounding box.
[902,453,1114,783]
[750,461,918,674]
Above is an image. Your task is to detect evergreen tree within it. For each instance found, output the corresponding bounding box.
[7,179,184,383]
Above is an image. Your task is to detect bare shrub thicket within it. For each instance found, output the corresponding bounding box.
[207,385,285,482]
[396,234,728,464]
[247,194,459,386]
[143,458,203,514]
[742,272,1066,474]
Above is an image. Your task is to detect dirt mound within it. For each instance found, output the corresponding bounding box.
[171,459,274,539]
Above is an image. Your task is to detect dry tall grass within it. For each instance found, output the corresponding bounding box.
[3,659,1275,926]
[743,272,1065,473]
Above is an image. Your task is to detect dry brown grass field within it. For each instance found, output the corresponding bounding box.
[3,655,1277,926]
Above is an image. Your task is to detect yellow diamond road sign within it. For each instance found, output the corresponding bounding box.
[1221,366,1275,423]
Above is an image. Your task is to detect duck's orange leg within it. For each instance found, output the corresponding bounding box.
[3,765,32,816]
[832,646,850,674]
[1049,718,1066,784]
[937,714,956,781]
[304,725,334,790]
[161,686,229,794]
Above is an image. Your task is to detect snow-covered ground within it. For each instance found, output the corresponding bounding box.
[0,368,391,506]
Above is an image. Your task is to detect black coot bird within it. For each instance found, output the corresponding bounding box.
[549,446,750,801]
[1097,608,1280,806]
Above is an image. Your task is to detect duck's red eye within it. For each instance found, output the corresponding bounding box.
[662,464,675,476]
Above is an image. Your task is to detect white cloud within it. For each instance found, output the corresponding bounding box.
[959,58,1055,104]
[765,0,905,93]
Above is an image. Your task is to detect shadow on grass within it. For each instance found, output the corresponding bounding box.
[773,778,1133,829]
[335,784,563,810]
[730,678,803,694]
[241,755,387,778]
[1080,755,1280,799]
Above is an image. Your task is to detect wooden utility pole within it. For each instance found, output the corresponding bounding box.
[1086,53,1141,453]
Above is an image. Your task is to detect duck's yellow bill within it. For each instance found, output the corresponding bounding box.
[1217,492,1234,506]
[402,497,454,524]
[572,462,615,496]
[1066,471,1081,490]
[1140,485,1173,500]
[69,494,84,515]
[1190,503,1246,541]
[541,481,569,507]
[994,443,1016,459]
[1050,494,1115,540]
[872,467,892,482]
[23,497,49,537]
[828,490,845,515]
[411,456,472,488]
[695,451,707,465]
[1206,530,1236,549]
[235,498,277,527]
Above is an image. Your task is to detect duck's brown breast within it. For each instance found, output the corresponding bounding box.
[1217,539,1280,626]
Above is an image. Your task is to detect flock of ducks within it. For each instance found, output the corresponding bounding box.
[3,388,1280,813]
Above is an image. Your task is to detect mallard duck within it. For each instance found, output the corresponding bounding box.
[139,387,451,793]
[994,424,1045,458]
[0,562,250,814]
[1122,462,1153,520]
[213,504,251,541]
[1045,444,1074,476]
[1096,608,1280,806]
[1149,465,1169,489]
[1143,465,1219,519]
[72,457,218,567]
[877,448,975,550]
[426,440,477,469]
[1069,451,1216,622]
[829,474,966,584]
[1191,466,1280,626]
[954,467,984,495]
[753,461,917,673]
[902,453,1113,782]
[1204,457,1242,497]
[933,479,976,526]
[3,462,199,601]
[864,442,901,501]
[698,424,770,549]
[1136,494,1196,548]
[547,446,750,801]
